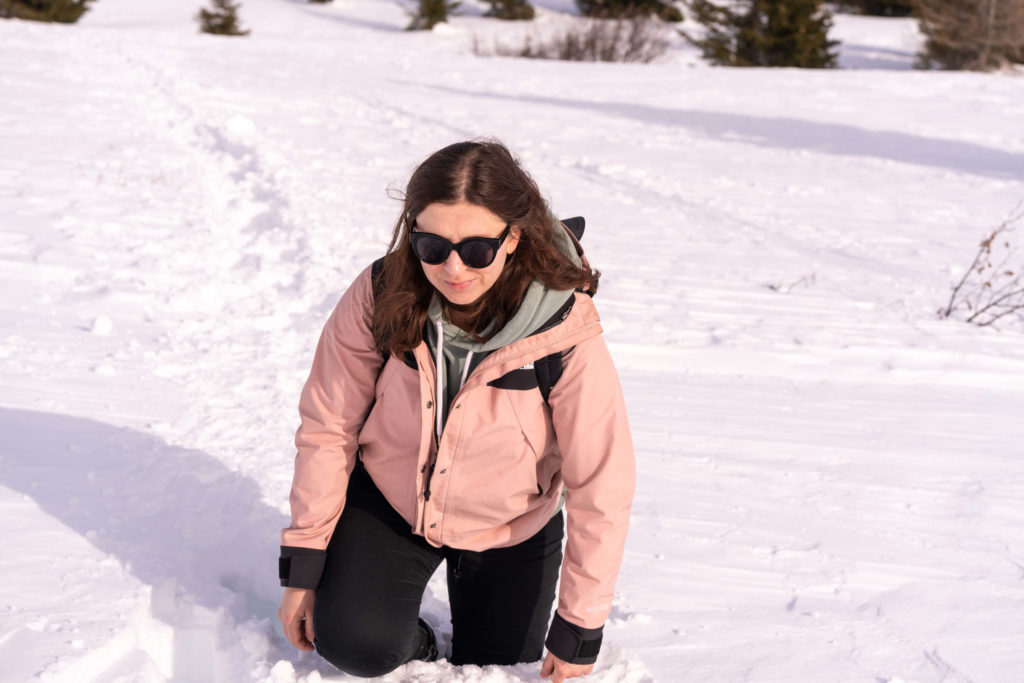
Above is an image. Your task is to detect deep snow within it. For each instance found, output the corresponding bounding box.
[1,0,1024,681]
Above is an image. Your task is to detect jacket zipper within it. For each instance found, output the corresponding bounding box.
[424,400,438,502]
[423,324,475,505]
[424,320,445,504]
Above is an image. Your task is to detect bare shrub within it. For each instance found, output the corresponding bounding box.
[915,0,1024,70]
[940,204,1024,328]
[473,15,670,63]
[767,272,816,294]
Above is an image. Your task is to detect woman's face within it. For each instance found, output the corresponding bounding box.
[413,201,520,306]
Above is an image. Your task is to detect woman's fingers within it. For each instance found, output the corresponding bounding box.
[540,652,555,678]
[291,619,314,651]
[292,617,315,651]
[539,652,594,682]
[279,588,316,651]
[303,612,316,648]
[282,610,313,651]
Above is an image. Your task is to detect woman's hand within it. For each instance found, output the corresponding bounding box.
[278,587,316,651]
[540,652,594,682]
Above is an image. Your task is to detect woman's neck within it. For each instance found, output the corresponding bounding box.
[444,303,475,332]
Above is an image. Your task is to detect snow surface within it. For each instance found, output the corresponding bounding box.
[2,1,1024,681]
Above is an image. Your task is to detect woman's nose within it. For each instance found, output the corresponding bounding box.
[443,249,466,274]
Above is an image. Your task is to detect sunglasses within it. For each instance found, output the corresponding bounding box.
[410,223,512,269]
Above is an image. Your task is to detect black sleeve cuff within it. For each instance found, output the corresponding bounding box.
[279,546,327,589]
[545,611,603,665]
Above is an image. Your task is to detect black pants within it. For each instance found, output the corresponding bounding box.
[313,461,564,678]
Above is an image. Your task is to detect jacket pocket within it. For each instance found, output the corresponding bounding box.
[498,390,560,498]
[374,356,402,400]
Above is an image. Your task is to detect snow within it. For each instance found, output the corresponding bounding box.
[1,0,1023,681]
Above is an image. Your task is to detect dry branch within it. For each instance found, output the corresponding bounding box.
[941,203,1024,328]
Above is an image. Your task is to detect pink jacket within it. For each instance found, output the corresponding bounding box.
[283,264,635,631]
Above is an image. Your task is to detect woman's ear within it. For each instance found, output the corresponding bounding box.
[506,225,521,255]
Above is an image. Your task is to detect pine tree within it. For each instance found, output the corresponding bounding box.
[0,0,94,23]
[407,0,460,29]
[577,0,683,21]
[855,0,913,15]
[484,0,535,20]
[916,0,1024,70]
[683,0,838,67]
[197,0,250,36]
[832,0,912,15]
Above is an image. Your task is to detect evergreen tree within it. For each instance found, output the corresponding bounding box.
[197,0,250,36]
[916,0,1024,70]
[0,0,94,23]
[577,0,683,21]
[832,0,913,16]
[683,0,838,67]
[484,0,535,20]
[856,0,913,15]
[407,0,460,29]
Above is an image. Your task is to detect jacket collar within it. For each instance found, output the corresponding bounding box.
[412,292,602,394]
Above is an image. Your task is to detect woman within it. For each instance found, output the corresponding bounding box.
[277,140,635,683]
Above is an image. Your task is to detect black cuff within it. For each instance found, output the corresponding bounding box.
[279,546,327,589]
[545,611,603,665]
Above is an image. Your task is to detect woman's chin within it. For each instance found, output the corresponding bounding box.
[442,291,481,307]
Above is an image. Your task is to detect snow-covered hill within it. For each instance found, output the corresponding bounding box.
[2,1,1023,681]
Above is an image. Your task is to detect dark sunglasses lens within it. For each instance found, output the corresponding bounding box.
[458,240,496,268]
[412,235,449,265]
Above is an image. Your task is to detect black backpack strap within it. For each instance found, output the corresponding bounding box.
[371,256,386,298]
[561,216,585,241]
[558,216,595,299]
[535,349,571,404]
[370,256,390,363]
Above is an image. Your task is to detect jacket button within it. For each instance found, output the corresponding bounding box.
[420,465,426,473]
[426,400,433,409]
[430,523,437,529]
[439,468,446,474]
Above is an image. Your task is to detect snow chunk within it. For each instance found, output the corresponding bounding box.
[90,315,114,336]
[268,659,296,682]
[225,115,257,143]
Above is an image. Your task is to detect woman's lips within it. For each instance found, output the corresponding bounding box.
[445,280,471,291]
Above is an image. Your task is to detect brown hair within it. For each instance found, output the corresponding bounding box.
[372,140,599,355]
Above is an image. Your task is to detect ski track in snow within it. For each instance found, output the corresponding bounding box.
[2,1,1024,681]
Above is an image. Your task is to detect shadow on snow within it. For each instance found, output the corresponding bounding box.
[0,408,287,627]
[413,82,1024,181]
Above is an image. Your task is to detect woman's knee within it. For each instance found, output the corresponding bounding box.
[313,614,414,678]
